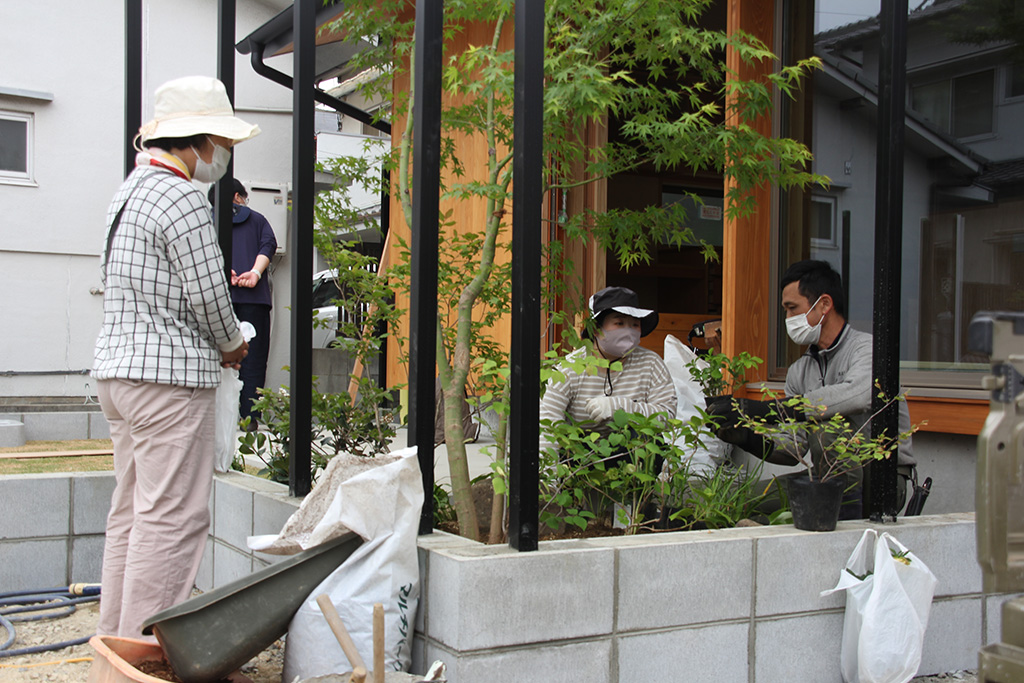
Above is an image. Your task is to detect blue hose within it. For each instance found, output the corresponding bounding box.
[0,585,100,659]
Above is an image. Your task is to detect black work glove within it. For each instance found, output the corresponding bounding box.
[705,397,774,427]
[718,426,776,460]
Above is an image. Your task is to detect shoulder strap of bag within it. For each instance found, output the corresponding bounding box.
[103,201,129,277]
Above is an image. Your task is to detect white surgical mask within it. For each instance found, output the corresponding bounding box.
[785,295,825,346]
[191,139,231,183]
[598,327,641,359]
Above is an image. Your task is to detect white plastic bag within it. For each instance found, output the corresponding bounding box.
[821,529,938,683]
[663,334,731,476]
[213,367,243,473]
[213,321,255,473]
[248,447,423,680]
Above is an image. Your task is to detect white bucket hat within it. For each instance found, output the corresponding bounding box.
[138,76,260,145]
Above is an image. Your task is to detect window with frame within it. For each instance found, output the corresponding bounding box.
[0,110,32,183]
[779,0,1022,391]
[911,69,996,139]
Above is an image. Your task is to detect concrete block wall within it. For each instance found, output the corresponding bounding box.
[0,470,300,593]
[414,513,997,683]
[0,409,111,441]
[0,472,115,589]
[0,469,997,681]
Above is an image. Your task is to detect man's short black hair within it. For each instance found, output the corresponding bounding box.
[780,259,847,318]
[207,178,247,207]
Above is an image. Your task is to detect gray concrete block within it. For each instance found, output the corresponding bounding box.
[0,475,71,539]
[23,412,89,441]
[754,525,871,615]
[754,612,845,682]
[885,518,982,597]
[984,593,1024,645]
[451,640,612,683]
[424,545,615,651]
[213,540,253,588]
[410,634,427,677]
[618,622,748,682]
[213,477,253,552]
[918,597,982,676]
[0,538,69,592]
[70,534,105,583]
[72,472,116,535]
[89,412,111,439]
[196,537,215,592]
[0,418,26,447]
[616,536,753,630]
[252,491,299,538]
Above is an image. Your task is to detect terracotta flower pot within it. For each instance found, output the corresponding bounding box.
[87,636,253,683]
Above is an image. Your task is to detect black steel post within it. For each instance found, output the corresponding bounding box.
[215,0,236,280]
[508,0,544,552]
[124,0,142,178]
[409,0,443,534]
[289,0,315,497]
[869,0,908,521]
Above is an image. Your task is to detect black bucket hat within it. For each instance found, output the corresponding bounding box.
[589,286,659,337]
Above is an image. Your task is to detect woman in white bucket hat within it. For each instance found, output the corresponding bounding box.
[93,76,259,639]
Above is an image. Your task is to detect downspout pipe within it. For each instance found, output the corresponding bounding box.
[248,47,392,135]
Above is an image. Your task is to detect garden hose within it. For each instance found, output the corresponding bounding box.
[0,584,100,659]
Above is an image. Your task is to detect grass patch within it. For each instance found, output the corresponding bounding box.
[0,439,114,475]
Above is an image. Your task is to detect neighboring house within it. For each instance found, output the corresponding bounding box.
[809,0,1024,371]
[0,0,382,402]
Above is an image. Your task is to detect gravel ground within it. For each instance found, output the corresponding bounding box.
[0,597,979,682]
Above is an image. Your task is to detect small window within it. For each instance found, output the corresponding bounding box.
[952,70,994,137]
[809,195,837,248]
[0,110,32,184]
[1008,60,1024,99]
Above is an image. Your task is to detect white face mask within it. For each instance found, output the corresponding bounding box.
[785,295,825,346]
[598,326,641,359]
[191,139,231,183]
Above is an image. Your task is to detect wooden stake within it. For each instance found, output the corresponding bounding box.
[373,602,385,683]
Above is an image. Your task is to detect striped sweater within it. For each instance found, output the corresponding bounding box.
[539,345,677,454]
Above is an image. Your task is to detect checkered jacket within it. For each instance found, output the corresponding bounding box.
[93,166,242,388]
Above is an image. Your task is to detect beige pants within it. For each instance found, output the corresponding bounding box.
[97,379,216,639]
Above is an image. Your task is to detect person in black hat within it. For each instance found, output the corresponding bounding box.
[538,286,677,460]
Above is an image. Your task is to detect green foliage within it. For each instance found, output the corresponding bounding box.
[739,388,920,483]
[688,351,763,397]
[671,462,769,530]
[433,483,458,526]
[321,0,826,537]
[237,378,398,485]
[538,409,692,534]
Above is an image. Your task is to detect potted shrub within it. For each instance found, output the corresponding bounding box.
[736,391,919,531]
[687,350,763,408]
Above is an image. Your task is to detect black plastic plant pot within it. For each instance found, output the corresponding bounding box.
[704,394,733,411]
[782,472,846,532]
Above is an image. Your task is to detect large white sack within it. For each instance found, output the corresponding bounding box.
[248,447,423,679]
[663,334,731,476]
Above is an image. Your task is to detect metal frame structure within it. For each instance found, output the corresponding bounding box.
[120,0,909,548]
[868,0,909,520]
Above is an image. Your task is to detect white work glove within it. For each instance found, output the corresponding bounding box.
[586,396,616,423]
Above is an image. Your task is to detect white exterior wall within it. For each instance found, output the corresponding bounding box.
[0,0,295,398]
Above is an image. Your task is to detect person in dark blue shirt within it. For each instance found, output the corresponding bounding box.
[209,179,278,427]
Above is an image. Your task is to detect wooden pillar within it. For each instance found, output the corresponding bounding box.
[722,0,775,388]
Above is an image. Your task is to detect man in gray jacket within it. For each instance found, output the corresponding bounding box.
[712,259,915,519]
